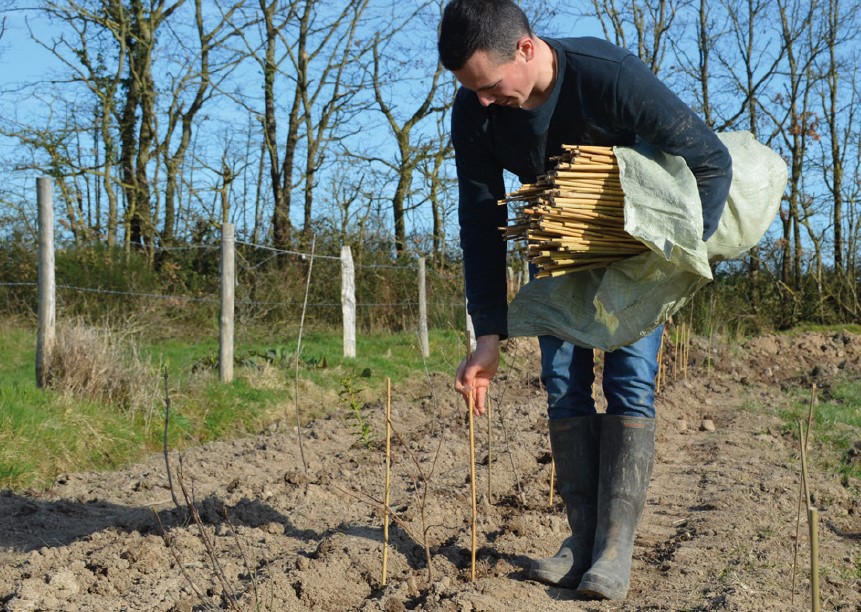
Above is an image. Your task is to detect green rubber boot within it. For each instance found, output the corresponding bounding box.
[528,415,601,589]
[576,415,655,600]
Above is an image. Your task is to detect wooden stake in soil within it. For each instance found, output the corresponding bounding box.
[293,234,316,474]
[795,413,821,612]
[486,397,493,505]
[808,507,821,612]
[548,458,556,506]
[685,300,694,381]
[468,393,478,582]
[673,324,680,383]
[382,378,392,586]
[655,329,665,395]
[682,321,689,381]
[707,326,714,379]
[162,368,180,510]
[798,418,820,611]
[791,384,818,604]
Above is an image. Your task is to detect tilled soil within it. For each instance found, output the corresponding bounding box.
[1,331,860,611]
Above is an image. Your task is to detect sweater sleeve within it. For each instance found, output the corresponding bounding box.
[610,55,732,240]
[451,96,510,338]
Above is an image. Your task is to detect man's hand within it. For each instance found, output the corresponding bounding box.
[454,334,500,416]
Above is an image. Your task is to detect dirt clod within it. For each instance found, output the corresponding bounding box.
[700,418,716,432]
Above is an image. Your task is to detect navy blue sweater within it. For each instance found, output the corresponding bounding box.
[451,37,732,339]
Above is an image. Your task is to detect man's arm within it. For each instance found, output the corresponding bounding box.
[611,55,732,240]
[451,90,510,338]
[450,91,508,414]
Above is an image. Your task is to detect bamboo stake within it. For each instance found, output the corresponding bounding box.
[381,378,392,586]
[656,329,665,395]
[707,325,714,379]
[673,324,680,383]
[686,300,695,380]
[545,187,624,201]
[552,170,618,179]
[682,321,689,381]
[535,262,616,277]
[798,419,821,611]
[468,393,478,582]
[791,466,804,605]
[808,507,821,612]
[563,144,615,154]
[800,420,813,509]
[487,396,493,505]
[791,384,818,604]
[548,458,556,506]
[502,144,648,277]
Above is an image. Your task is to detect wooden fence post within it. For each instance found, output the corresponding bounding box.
[341,245,356,358]
[36,177,56,388]
[418,257,430,358]
[219,223,235,383]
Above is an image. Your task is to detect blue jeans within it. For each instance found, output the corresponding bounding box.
[539,324,664,419]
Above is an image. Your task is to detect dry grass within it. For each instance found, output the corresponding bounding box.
[48,321,161,423]
[244,361,287,390]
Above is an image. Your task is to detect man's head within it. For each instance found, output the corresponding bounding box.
[439,0,547,109]
[438,0,533,71]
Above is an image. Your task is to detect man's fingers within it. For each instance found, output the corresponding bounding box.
[453,356,491,416]
[474,385,487,416]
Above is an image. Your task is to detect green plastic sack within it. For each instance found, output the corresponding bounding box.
[507,131,787,351]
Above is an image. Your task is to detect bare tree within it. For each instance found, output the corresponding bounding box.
[418,105,456,267]
[116,0,186,254]
[297,0,371,248]
[4,106,90,246]
[238,0,371,252]
[370,36,447,257]
[814,0,860,316]
[255,0,297,250]
[320,156,372,248]
[362,0,452,258]
[158,0,243,245]
[0,1,9,46]
[20,1,131,246]
[588,0,681,73]
[705,0,785,313]
[756,0,824,322]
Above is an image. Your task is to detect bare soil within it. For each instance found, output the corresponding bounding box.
[2,331,860,611]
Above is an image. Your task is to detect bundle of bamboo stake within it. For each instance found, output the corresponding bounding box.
[501,144,648,278]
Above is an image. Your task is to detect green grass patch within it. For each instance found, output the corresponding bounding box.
[776,377,861,485]
[1,322,470,491]
[779,323,861,336]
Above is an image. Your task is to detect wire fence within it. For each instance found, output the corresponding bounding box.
[5,180,536,383]
[9,182,494,383]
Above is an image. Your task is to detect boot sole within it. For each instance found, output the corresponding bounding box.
[575,578,626,600]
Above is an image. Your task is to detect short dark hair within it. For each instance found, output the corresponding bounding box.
[438,0,533,71]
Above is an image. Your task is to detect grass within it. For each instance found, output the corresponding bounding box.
[786,322,861,336]
[0,321,470,491]
[0,327,145,489]
[776,376,861,485]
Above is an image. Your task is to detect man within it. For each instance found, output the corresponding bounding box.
[438,0,732,601]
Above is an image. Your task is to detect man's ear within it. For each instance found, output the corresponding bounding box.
[516,35,535,60]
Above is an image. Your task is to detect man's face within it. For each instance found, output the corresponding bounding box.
[452,41,534,109]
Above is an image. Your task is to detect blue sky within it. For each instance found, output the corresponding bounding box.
[1,8,57,85]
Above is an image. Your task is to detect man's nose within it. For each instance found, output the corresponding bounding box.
[477,92,494,107]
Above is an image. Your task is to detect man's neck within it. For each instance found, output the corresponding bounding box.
[523,38,557,110]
